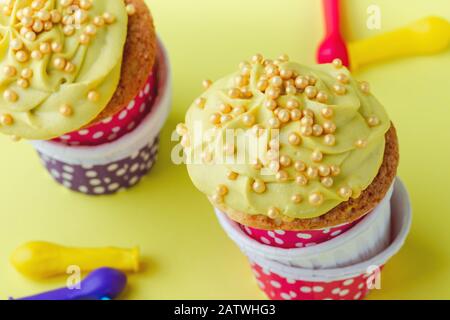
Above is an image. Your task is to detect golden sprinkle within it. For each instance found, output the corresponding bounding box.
[330,165,341,177]
[360,81,371,94]
[318,165,331,177]
[59,104,73,117]
[291,194,303,204]
[10,39,23,51]
[306,166,319,179]
[3,65,16,77]
[3,89,18,102]
[51,41,63,53]
[355,139,368,148]
[126,4,136,15]
[216,185,229,196]
[0,113,14,126]
[252,179,266,194]
[309,192,324,206]
[21,68,33,79]
[227,171,239,181]
[316,91,329,103]
[219,103,232,114]
[290,109,302,121]
[324,134,336,146]
[323,121,337,134]
[279,155,292,168]
[15,50,29,63]
[242,114,256,127]
[321,177,334,188]
[195,97,206,108]
[332,58,343,68]
[295,174,308,186]
[31,50,43,60]
[321,107,334,119]
[17,78,29,89]
[87,90,100,102]
[39,42,51,54]
[312,124,324,137]
[367,115,380,127]
[202,79,213,90]
[209,113,221,125]
[295,76,309,90]
[305,86,318,99]
[333,83,347,95]
[263,99,277,110]
[228,88,241,99]
[339,186,353,198]
[276,170,289,182]
[311,150,323,162]
[294,160,306,172]
[288,132,301,146]
[337,73,350,84]
[268,207,281,219]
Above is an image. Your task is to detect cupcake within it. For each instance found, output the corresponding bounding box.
[0,0,171,195]
[180,54,398,244]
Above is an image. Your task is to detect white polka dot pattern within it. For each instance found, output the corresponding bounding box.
[250,262,375,300]
[38,137,160,195]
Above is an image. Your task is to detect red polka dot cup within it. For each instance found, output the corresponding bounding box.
[53,71,157,146]
[247,180,411,300]
[239,217,363,249]
[215,183,395,269]
[31,40,172,196]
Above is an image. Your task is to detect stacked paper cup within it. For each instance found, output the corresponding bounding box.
[216,179,411,300]
[31,42,171,196]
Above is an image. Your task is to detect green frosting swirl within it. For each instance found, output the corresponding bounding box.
[0,0,128,140]
[183,58,391,220]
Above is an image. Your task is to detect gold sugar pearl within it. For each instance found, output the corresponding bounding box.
[10,39,23,51]
[251,124,264,137]
[202,79,212,90]
[176,123,187,136]
[332,58,343,69]
[333,83,347,95]
[74,9,89,24]
[268,207,280,219]
[103,12,116,24]
[62,15,74,25]
[286,98,299,109]
[39,42,51,54]
[265,65,279,77]
[4,89,18,102]
[195,97,206,108]
[21,68,33,79]
[37,9,50,21]
[295,76,309,90]
[45,21,53,31]
[265,87,280,99]
[88,90,100,102]
[20,26,29,36]
[50,10,62,23]
[79,34,91,45]
[305,86,318,99]
[64,25,75,36]
[330,165,341,177]
[93,16,105,27]
[367,115,380,127]
[279,155,292,167]
[264,99,277,110]
[22,7,33,17]
[278,53,289,62]
[234,75,249,87]
[17,78,29,89]
[268,160,280,173]
[242,114,255,127]
[25,31,37,41]
[53,57,66,70]
[321,177,334,188]
[257,80,269,92]
[277,109,290,123]
[51,41,63,53]
[280,68,293,80]
[59,103,73,117]
[209,113,221,125]
[126,4,136,16]
[300,116,313,126]
[0,113,14,126]
[251,54,264,64]
[323,121,336,134]
[270,76,283,87]
[285,85,297,95]
[318,165,331,177]
[276,170,289,182]
[288,132,301,146]
[227,171,239,181]
[324,134,336,146]
[216,185,229,196]
[316,91,329,103]
[21,17,33,28]
[291,194,303,204]
[32,0,45,10]
[337,73,350,84]
[339,186,353,198]
[294,160,306,172]
[295,174,308,186]
[312,124,324,137]
[355,139,368,148]
[64,62,76,73]
[31,50,43,60]
[309,192,324,206]
[232,106,246,116]
[219,103,232,114]
[220,114,232,124]
[15,50,29,63]
[360,81,371,94]
[290,109,302,121]
[321,107,334,119]
[240,87,253,99]
[252,179,266,194]
[228,88,241,99]
[303,109,314,118]
[80,0,93,10]
[268,117,281,129]
[300,125,313,137]
[308,76,317,86]
[267,149,279,161]
[306,166,319,179]
[3,65,16,77]
[311,150,323,162]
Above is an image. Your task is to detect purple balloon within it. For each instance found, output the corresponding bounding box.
[14,268,127,300]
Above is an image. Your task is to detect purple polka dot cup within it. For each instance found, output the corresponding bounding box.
[241,180,411,300]
[215,182,397,269]
[31,41,171,196]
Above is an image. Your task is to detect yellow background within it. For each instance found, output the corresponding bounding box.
[0,0,449,300]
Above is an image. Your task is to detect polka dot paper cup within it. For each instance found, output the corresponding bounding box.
[52,70,157,146]
[246,179,411,300]
[239,216,363,249]
[215,183,395,269]
[31,41,172,196]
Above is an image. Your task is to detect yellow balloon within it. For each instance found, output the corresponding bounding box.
[349,16,450,70]
[11,241,140,279]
